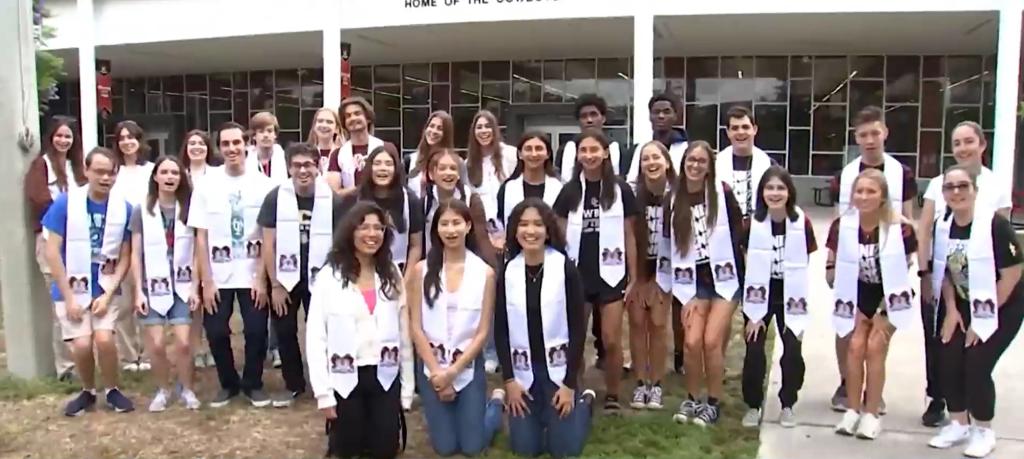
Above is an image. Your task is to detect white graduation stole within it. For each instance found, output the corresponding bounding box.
[44,155,78,197]
[206,170,265,286]
[565,181,626,286]
[424,187,469,256]
[837,154,904,215]
[743,209,810,336]
[716,146,772,218]
[419,252,487,392]
[501,176,563,228]
[141,203,194,315]
[65,186,127,305]
[336,136,384,188]
[559,140,621,183]
[832,211,914,337]
[931,210,999,341]
[668,181,739,304]
[246,144,288,183]
[322,267,402,398]
[390,190,412,267]
[627,141,687,188]
[473,144,517,231]
[276,179,333,291]
[505,248,570,390]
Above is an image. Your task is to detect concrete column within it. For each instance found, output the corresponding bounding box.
[77,0,97,151]
[992,4,1022,185]
[1,0,56,378]
[322,26,342,110]
[632,5,654,144]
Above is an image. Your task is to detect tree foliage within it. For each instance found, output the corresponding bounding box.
[34,0,65,113]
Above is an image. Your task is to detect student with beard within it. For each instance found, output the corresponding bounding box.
[925,165,1023,457]
[247,112,288,183]
[24,116,86,381]
[494,199,595,458]
[558,94,625,181]
[258,143,347,408]
[666,141,744,427]
[916,121,1013,427]
[307,202,407,459]
[129,155,201,411]
[327,97,397,195]
[828,169,917,440]
[715,106,776,222]
[465,110,518,246]
[626,141,676,411]
[406,199,503,456]
[739,166,815,428]
[496,132,563,230]
[407,111,455,197]
[421,148,497,266]
[553,129,639,413]
[43,147,135,416]
[626,93,688,188]
[306,107,346,174]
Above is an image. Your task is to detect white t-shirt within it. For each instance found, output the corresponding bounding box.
[924,166,1011,217]
[113,163,156,207]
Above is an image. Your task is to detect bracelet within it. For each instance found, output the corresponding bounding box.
[825,264,835,270]
[917,269,931,277]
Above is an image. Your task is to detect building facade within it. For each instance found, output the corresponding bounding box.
[42,0,1024,194]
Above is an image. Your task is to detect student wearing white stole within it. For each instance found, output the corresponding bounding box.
[558,94,624,183]
[624,141,676,411]
[494,200,594,458]
[738,166,815,429]
[926,166,1024,457]
[665,141,744,427]
[915,121,1013,428]
[128,156,201,412]
[716,106,775,221]
[306,107,345,175]
[258,144,346,408]
[306,202,406,459]
[326,97,389,195]
[496,133,563,238]
[41,147,135,416]
[246,112,288,183]
[626,94,688,189]
[188,122,275,408]
[407,110,455,199]
[421,149,498,267]
[406,199,502,457]
[553,129,639,413]
[826,169,918,440]
[465,110,518,242]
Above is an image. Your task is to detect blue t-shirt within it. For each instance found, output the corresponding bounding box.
[41,193,132,301]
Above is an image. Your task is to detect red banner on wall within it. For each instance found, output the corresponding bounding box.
[341,42,352,100]
[97,59,112,119]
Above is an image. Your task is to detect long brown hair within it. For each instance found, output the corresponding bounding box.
[634,141,676,279]
[422,199,487,308]
[358,144,409,233]
[466,110,507,187]
[112,120,151,165]
[325,201,401,300]
[145,155,192,221]
[412,111,454,176]
[305,107,345,147]
[561,129,618,211]
[178,130,223,167]
[41,116,86,189]
[669,140,719,255]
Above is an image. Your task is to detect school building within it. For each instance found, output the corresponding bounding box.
[41,0,1024,201]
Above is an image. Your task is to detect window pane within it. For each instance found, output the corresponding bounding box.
[482,82,511,104]
[565,59,597,101]
[431,84,450,112]
[432,62,450,83]
[352,66,372,91]
[721,56,754,105]
[481,61,510,82]
[686,57,719,103]
[186,74,207,94]
[279,131,300,147]
[375,128,401,148]
[790,56,812,79]
[923,56,945,79]
[685,104,718,145]
[210,112,232,132]
[544,60,565,103]
[665,57,685,78]
[885,56,920,103]
[403,63,430,106]
[849,80,883,123]
[812,105,846,152]
[921,81,944,129]
[597,58,629,79]
[374,65,400,85]
[163,75,184,113]
[892,154,917,178]
[373,86,402,129]
[233,90,249,125]
[919,130,941,178]
[943,106,980,153]
[512,60,543,103]
[813,56,848,103]
[753,104,786,151]
[125,78,146,114]
[982,79,995,129]
[947,56,982,104]
[788,129,810,175]
[452,106,477,149]
[403,107,429,150]
[789,80,811,127]
[811,154,845,176]
[850,56,884,79]
[275,69,301,89]
[301,109,317,136]
[452,62,480,105]
[884,105,918,153]
[276,88,300,130]
[250,71,274,111]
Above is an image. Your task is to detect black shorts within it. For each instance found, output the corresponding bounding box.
[858,282,885,319]
[582,274,627,306]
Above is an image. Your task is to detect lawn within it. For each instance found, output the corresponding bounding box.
[0,313,762,459]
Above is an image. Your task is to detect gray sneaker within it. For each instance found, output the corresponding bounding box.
[247,389,271,408]
[830,384,848,412]
[673,399,701,424]
[209,389,238,408]
[271,390,302,408]
[742,408,763,428]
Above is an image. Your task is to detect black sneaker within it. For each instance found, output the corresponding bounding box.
[921,399,947,427]
[247,389,272,408]
[210,389,239,408]
[603,395,622,414]
[694,402,720,427]
[105,388,135,413]
[272,389,305,408]
[64,390,96,417]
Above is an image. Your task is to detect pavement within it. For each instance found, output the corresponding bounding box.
[757,207,1024,459]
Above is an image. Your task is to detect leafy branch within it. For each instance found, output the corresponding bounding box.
[34,0,65,113]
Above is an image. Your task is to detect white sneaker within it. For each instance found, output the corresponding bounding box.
[779,408,797,428]
[270,349,282,369]
[630,385,648,409]
[137,361,152,371]
[148,388,170,413]
[122,362,139,372]
[855,413,882,440]
[928,420,970,449]
[646,385,664,410]
[180,388,201,410]
[964,426,996,458]
[742,408,763,428]
[490,388,506,403]
[484,358,499,374]
[834,409,860,436]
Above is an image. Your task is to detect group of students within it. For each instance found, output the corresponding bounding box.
[23,91,1022,459]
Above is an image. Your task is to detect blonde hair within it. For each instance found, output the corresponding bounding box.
[851,168,901,243]
[305,107,346,147]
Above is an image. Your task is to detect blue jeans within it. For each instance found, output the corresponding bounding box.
[508,363,592,458]
[416,357,502,457]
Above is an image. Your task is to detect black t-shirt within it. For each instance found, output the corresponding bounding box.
[495,259,585,389]
[552,178,639,285]
[830,160,919,204]
[496,179,548,224]
[938,214,1024,302]
[257,186,347,283]
[674,183,744,287]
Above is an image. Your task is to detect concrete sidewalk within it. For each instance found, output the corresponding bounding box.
[757,208,1024,459]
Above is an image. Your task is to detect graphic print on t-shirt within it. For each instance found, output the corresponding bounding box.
[298,208,312,244]
[646,205,662,260]
[582,196,601,234]
[770,234,785,279]
[229,189,244,259]
[89,211,105,262]
[946,239,969,297]
[858,243,882,283]
[732,170,754,217]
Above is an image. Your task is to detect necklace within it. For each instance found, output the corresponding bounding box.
[526,264,544,283]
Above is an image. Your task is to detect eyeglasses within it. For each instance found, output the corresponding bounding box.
[289,161,318,171]
[941,182,973,193]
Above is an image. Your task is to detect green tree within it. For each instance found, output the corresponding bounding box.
[34,0,64,112]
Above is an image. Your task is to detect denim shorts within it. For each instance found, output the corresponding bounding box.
[138,295,192,326]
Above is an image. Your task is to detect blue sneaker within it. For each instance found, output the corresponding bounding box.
[106,388,135,413]
[64,390,97,417]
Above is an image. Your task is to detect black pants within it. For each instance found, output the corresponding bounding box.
[921,294,947,402]
[940,299,1023,422]
[204,288,269,394]
[327,366,403,459]
[272,283,310,393]
[592,304,605,361]
[742,302,805,410]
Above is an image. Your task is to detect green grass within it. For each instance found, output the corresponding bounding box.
[0,373,77,401]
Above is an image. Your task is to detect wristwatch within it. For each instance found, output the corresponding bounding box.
[917,269,931,277]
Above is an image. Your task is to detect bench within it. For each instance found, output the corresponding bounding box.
[813,181,833,207]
